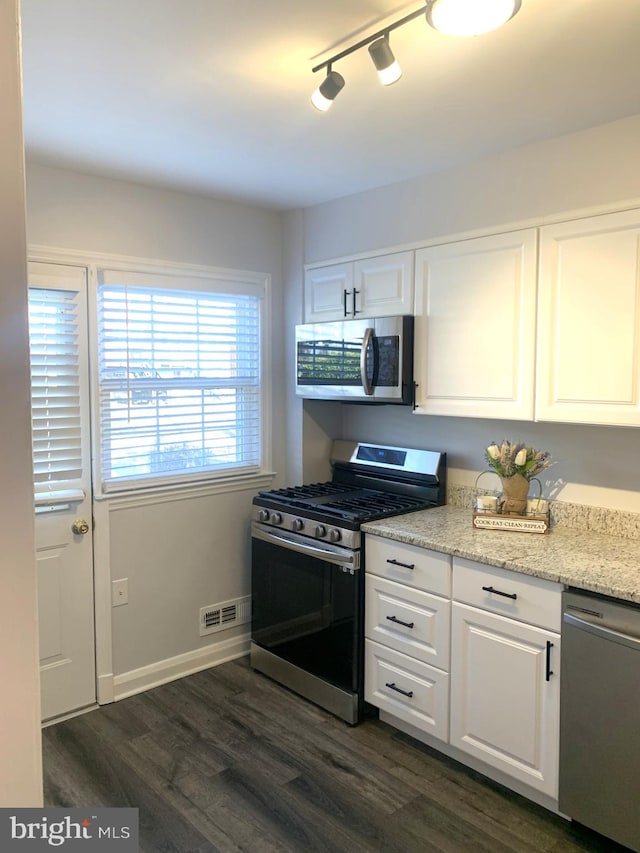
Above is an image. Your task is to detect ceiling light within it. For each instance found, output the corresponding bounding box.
[426,0,522,37]
[310,0,522,111]
[368,36,402,86]
[311,69,345,112]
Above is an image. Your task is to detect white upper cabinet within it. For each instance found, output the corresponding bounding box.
[304,251,413,322]
[303,262,354,322]
[414,229,538,419]
[536,209,640,425]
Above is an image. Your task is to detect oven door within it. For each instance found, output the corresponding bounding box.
[251,523,362,696]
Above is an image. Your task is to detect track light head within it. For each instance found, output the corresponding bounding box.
[368,36,402,86]
[426,0,522,37]
[311,69,345,112]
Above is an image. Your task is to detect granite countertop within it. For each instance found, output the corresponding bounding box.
[362,505,640,604]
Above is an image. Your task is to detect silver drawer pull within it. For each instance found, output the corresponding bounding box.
[387,558,415,570]
[482,585,517,600]
[386,615,415,629]
[385,682,414,698]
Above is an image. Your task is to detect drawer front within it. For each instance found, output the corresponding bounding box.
[365,639,449,741]
[365,574,450,668]
[453,557,561,631]
[365,535,451,597]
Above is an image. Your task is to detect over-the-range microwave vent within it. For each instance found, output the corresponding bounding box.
[199,595,251,637]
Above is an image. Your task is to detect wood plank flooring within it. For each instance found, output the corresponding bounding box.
[43,657,629,852]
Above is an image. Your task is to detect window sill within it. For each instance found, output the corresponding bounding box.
[95,471,276,508]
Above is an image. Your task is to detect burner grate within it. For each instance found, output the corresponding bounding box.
[259,482,351,501]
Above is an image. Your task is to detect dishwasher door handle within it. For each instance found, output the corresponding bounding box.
[563,611,640,651]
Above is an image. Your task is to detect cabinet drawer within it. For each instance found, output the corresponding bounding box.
[365,535,451,597]
[453,557,561,632]
[365,574,450,668]
[365,639,449,742]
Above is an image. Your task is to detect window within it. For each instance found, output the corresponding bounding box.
[96,268,265,492]
[29,286,83,497]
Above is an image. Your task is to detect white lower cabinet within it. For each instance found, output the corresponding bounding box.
[365,640,449,741]
[365,574,450,669]
[364,535,451,743]
[450,601,560,797]
[450,558,561,798]
[364,536,562,803]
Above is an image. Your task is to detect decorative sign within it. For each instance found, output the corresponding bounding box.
[472,512,549,534]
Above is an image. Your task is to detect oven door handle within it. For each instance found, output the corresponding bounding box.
[360,327,375,396]
[252,524,359,571]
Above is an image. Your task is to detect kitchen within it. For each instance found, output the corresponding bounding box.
[3,0,640,849]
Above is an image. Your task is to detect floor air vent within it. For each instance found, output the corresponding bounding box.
[199,595,251,637]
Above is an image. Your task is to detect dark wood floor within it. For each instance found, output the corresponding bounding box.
[43,657,628,853]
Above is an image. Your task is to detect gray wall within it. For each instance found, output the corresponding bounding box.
[26,164,286,680]
[295,114,640,512]
[0,0,42,806]
[303,114,640,262]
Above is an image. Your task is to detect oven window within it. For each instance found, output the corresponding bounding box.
[251,537,361,693]
[297,337,365,385]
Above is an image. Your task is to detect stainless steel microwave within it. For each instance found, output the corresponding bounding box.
[295,315,414,404]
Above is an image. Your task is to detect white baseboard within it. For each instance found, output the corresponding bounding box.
[97,673,115,705]
[111,632,250,702]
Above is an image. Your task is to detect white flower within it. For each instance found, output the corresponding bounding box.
[486,444,499,460]
[514,449,527,466]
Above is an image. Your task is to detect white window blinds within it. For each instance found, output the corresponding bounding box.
[28,288,83,496]
[97,270,263,491]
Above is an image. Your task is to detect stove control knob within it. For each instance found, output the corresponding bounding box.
[329,528,342,543]
[315,525,327,538]
[258,509,270,522]
[292,518,305,532]
[270,512,283,525]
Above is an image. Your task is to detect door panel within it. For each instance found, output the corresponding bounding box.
[28,261,95,721]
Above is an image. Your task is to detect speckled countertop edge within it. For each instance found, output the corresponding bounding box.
[362,505,640,604]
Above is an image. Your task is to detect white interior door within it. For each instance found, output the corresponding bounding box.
[28,261,95,722]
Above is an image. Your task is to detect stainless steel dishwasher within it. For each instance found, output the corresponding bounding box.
[559,588,640,852]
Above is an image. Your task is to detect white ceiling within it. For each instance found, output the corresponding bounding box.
[19,0,640,211]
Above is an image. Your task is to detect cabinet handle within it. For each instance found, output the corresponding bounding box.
[412,381,418,411]
[482,585,517,600]
[352,287,360,315]
[386,615,415,629]
[385,682,414,698]
[387,558,415,570]
[546,640,554,681]
[343,289,349,317]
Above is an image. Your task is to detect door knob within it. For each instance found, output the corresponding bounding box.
[71,519,90,535]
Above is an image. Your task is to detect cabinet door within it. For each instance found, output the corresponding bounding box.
[354,251,414,318]
[450,602,559,797]
[304,262,354,322]
[414,230,537,419]
[536,209,640,425]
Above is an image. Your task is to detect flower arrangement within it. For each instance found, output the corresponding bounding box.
[485,440,553,481]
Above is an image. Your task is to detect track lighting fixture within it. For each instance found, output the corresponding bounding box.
[310,0,523,110]
[368,36,402,86]
[311,69,345,112]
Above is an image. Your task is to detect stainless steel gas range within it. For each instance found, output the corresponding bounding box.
[250,440,446,724]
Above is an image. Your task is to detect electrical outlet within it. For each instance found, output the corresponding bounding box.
[112,578,129,606]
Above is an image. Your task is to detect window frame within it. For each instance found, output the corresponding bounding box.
[89,260,271,498]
